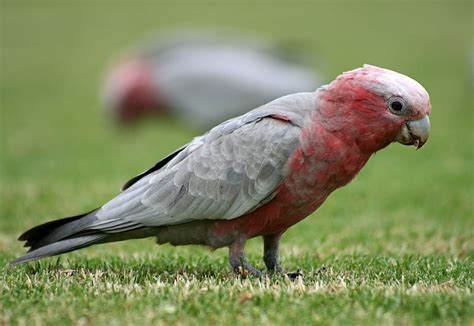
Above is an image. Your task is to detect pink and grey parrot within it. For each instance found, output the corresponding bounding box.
[102,31,320,128]
[12,65,431,275]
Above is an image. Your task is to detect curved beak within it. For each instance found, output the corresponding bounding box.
[395,115,430,149]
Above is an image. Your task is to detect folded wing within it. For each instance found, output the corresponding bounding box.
[95,93,315,228]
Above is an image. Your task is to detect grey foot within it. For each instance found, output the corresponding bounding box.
[229,237,262,277]
[263,234,283,274]
[232,259,263,278]
[285,269,304,280]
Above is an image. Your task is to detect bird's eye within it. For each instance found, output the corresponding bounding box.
[391,101,403,111]
[387,96,408,115]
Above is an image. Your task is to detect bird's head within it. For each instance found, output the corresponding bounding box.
[317,64,431,154]
[102,57,165,123]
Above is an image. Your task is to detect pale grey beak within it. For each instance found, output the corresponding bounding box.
[395,116,430,149]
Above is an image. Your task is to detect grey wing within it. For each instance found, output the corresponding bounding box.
[121,145,187,191]
[96,118,300,227]
[91,92,315,230]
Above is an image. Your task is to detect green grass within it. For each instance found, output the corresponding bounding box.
[1,0,473,325]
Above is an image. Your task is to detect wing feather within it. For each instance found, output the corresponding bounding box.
[96,93,315,227]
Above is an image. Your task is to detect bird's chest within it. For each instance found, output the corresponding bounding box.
[277,136,369,215]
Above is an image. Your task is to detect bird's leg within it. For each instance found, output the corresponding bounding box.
[228,236,262,276]
[263,233,303,279]
[263,233,283,273]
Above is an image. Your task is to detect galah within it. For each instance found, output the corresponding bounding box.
[12,65,431,275]
[102,31,319,128]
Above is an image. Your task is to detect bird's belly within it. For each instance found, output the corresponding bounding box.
[207,194,323,242]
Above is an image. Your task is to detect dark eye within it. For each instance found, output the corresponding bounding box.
[387,96,408,115]
[391,101,403,111]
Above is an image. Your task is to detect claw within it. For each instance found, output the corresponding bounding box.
[232,256,262,277]
[235,265,263,278]
[285,268,304,280]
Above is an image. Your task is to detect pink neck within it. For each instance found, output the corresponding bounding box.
[315,86,403,155]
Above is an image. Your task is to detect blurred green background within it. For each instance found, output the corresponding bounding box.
[1,1,473,324]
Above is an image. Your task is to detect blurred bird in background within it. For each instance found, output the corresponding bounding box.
[102,30,321,129]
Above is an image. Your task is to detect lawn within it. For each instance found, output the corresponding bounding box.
[1,1,473,325]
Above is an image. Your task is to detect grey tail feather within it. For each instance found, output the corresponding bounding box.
[9,234,107,265]
[10,209,158,266]
[10,209,103,265]
[18,208,98,248]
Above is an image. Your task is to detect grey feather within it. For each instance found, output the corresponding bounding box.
[10,234,107,265]
[96,93,315,227]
